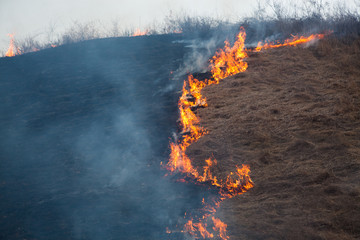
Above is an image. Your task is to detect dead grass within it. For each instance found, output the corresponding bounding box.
[187,37,360,239]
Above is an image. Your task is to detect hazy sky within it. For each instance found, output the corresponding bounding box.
[0,0,358,53]
[0,0,255,52]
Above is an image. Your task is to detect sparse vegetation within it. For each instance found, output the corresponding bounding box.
[2,0,360,56]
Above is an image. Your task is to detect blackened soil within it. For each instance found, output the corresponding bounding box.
[0,34,212,240]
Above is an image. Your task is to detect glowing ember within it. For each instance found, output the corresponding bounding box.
[132,28,148,36]
[5,34,16,57]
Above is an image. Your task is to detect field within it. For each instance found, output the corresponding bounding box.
[188,37,360,239]
[1,5,360,238]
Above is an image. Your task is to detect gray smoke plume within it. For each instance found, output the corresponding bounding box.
[0,35,210,240]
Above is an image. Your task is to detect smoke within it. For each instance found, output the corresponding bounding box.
[174,38,217,76]
[0,35,210,240]
[0,0,256,53]
[173,24,241,79]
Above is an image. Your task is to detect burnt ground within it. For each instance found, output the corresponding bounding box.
[187,38,360,239]
[0,34,213,240]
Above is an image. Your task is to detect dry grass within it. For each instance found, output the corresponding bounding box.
[187,37,360,239]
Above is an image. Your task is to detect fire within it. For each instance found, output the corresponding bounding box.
[166,27,252,239]
[210,27,248,82]
[132,28,148,36]
[184,219,196,234]
[167,27,252,194]
[5,34,16,57]
[4,33,44,57]
[194,222,214,239]
[212,217,229,240]
[166,27,327,239]
[255,33,326,51]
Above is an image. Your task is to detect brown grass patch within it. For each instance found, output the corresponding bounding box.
[187,38,360,239]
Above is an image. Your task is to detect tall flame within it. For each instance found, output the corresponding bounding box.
[5,34,16,57]
[166,28,327,239]
[210,29,248,82]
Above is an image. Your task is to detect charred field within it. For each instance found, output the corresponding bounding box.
[0,34,213,240]
[1,10,360,240]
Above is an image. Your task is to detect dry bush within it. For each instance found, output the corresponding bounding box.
[59,21,103,44]
[243,0,360,44]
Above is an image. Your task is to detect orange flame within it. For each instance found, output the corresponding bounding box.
[184,219,196,235]
[167,27,252,239]
[210,27,248,82]
[212,217,229,240]
[167,27,252,197]
[132,28,148,36]
[5,34,16,57]
[194,222,214,239]
[167,27,328,239]
[255,33,325,52]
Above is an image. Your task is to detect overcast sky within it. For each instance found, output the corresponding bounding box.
[0,0,358,53]
[0,0,254,52]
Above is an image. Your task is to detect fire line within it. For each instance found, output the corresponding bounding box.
[165,28,327,239]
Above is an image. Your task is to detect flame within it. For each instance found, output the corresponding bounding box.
[4,33,44,57]
[212,217,229,240]
[167,27,252,196]
[132,28,148,36]
[184,219,196,235]
[166,27,327,239]
[210,27,248,82]
[5,34,16,57]
[255,33,325,51]
[167,27,252,239]
[194,222,214,239]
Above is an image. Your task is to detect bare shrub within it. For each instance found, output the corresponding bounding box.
[59,21,103,44]
[15,36,42,54]
[2,0,360,57]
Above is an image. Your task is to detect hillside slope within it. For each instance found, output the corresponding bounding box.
[188,38,360,239]
[0,34,201,240]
